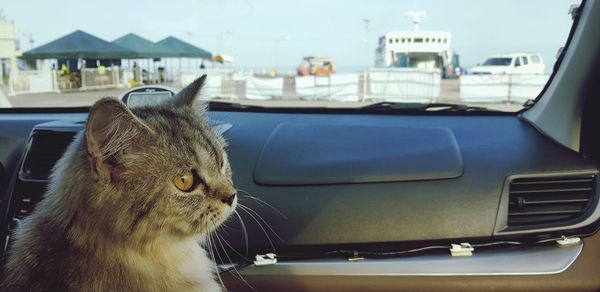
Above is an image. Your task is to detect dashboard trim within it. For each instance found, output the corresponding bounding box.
[237,241,583,276]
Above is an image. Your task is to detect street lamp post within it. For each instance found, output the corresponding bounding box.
[217,30,233,69]
[218,31,233,54]
[275,35,291,74]
[363,18,371,68]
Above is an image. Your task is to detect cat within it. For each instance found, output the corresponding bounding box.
[0,75,237,292]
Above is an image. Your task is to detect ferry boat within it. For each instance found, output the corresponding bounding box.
[374,11,459,78]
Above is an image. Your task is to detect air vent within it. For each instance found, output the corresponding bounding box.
[508,174,597,227]
[19,130,77,181]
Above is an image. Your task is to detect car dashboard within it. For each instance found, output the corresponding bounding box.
[0,107,599,291]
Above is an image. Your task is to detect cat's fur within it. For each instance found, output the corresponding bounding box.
[0,75,236,292]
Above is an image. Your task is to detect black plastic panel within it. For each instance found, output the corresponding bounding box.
[254,123,463,185]
[217,112,598,247]
[0,111,598,251]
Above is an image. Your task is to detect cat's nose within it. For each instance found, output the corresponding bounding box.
[221,192,236,206]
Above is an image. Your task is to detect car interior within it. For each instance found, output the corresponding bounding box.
[1,1,600,291]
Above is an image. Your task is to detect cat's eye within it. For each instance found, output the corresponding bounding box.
[174,171,194,192]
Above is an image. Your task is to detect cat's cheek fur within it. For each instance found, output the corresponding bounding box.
[202,201,236,232]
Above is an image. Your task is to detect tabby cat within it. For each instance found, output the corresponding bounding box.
[0,75,236,291]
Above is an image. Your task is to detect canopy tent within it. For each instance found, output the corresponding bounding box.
[22,30,135,59]
[156,36,212,59]
[112,33,174,58]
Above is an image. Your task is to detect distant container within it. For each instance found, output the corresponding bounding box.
[296,56,336,76]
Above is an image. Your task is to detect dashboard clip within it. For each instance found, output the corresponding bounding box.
[450,243,474,257]
[254,253,278,266]
[556,236,581,247]
[348,250,365,262]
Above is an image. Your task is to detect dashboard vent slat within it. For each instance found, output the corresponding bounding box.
[510,178,593,185]
[509,204,584,216]
[510,187,592,194]
[507,174,597,227]
[508,193,590,205]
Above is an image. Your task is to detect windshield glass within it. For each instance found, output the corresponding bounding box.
[0,0,580,112]
[482,58,513,66]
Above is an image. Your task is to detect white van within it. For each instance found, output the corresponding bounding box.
[470,53,546,75]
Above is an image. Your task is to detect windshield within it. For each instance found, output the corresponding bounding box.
[482,58,513,66]
[0,0,580,112]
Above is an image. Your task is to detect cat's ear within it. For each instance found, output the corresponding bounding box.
[85,98,152,182]
[173,74,207,107]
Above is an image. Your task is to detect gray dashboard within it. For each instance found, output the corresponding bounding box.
[254,123,463,185]
[0,110,597,253]
[220,111,598,246]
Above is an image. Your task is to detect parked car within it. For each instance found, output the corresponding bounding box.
[470,53,546,75]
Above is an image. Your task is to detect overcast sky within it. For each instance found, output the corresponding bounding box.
[3,0,578,70]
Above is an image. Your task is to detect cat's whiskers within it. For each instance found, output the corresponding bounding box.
[238,203,285,243]
[203,222,226,291]
[236,188,288,219]
[208,233,227,270]
[213,224,249,261]
[233,209,249,254]
[216,221,237,232]
[236,203,280,254]
[210,220,256,292]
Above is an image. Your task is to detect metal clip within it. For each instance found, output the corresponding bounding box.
[556,236,581,247]
[254,253,278,266]
[450,243,474,256]
[348,250,365,262]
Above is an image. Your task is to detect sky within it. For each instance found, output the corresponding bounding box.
[2,0,578,71]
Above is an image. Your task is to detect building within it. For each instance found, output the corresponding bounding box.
[0,17,21,82]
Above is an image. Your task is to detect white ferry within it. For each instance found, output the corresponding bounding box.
[374,11,458,77]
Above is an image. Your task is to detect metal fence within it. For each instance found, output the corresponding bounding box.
[366,68,441,103]
[180,70,547,104]
[9,68,130,95]
[179,68,442,102]
[8,70,57,96]
[80,68,122,90]
[181,69,240,99]
[8,68,549,105]
[460,74,550,103]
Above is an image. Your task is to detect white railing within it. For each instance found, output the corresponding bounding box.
[296,74,360,102]
[8,70,58,96]
[9,68,133,95]
[80,67,124,90]
[178,68,442,102]
[460,74,550,103]
[8,68,549,105]
[365,68,441,103]
[181,69,236,99]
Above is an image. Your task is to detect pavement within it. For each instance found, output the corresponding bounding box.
[0,89,11,108]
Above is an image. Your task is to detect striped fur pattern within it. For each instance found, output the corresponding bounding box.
[1,75,236,291]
